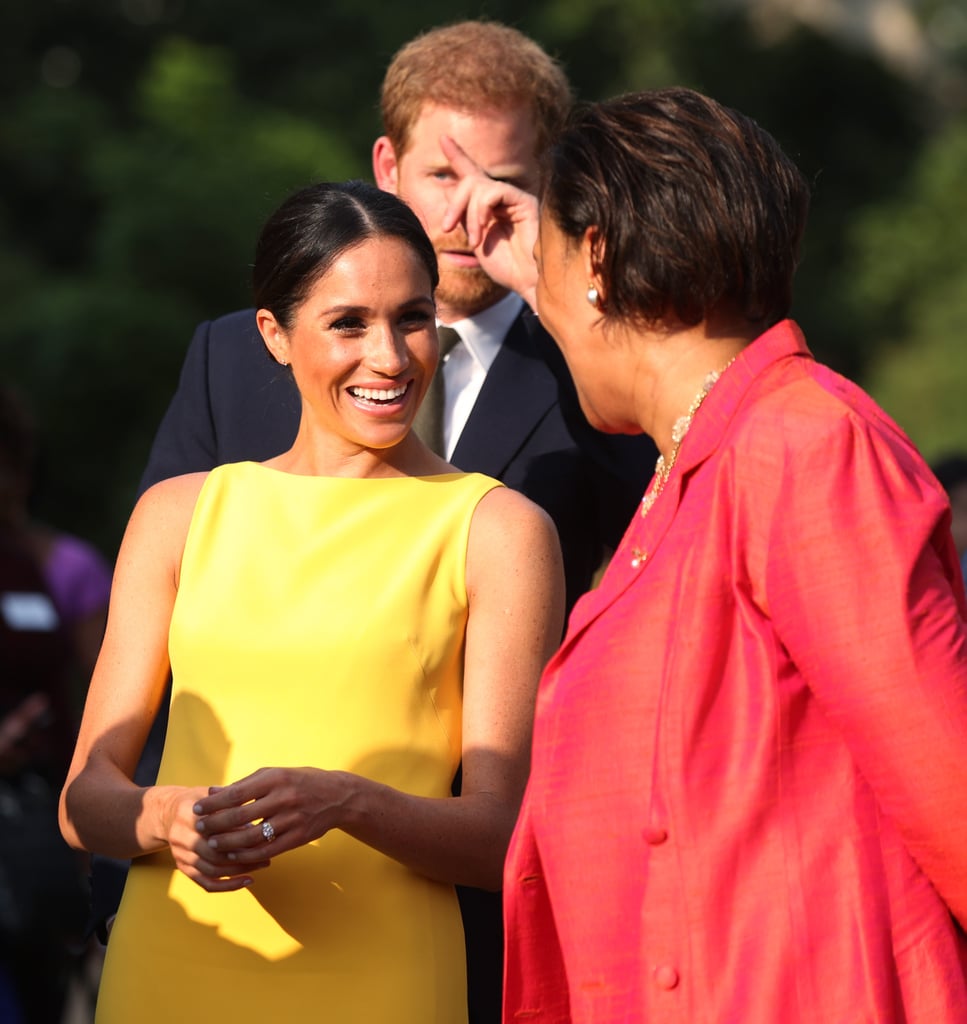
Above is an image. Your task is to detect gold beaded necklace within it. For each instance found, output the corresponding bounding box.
[639,356,737,518]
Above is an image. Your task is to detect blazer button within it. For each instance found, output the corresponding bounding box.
[653,965,680,990]
[642,825,668,845]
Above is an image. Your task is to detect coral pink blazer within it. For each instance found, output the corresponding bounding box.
[503,321,967,1022]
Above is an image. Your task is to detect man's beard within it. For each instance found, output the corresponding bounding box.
[431,229,508,317]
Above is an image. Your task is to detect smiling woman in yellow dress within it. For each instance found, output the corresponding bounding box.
[58,181,564,1022]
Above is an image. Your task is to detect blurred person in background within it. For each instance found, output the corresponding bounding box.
[0,386,111,690]
[0,385,99,1023]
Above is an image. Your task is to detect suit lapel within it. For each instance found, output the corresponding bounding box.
[450,311,559,478]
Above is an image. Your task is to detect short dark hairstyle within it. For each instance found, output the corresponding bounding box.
[253,180,439,331]
[541,87,811,329]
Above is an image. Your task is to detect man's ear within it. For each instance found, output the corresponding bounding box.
[372,136,400,194]
[256,309,290,367]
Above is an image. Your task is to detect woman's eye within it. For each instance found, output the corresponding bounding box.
[400,311,433,330]
[330,316,365,331]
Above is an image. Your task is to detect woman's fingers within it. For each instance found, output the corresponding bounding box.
[189,766,342,865]
[161,782,279,890]
[440,134,523,242]
[195,801,266,836]
[192,771,270,831]
[439,134,489,234]
[437,134,540,304]
[202,819,280,860]
[192,768,291,857]
[183,854,267,892]
[450,176,524,249]
[162,787,258,884]
[203,819,276,854]
[194,772,262,814]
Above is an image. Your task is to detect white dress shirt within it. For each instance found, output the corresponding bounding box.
[439,291,524,461]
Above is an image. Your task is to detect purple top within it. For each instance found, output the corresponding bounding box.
[43,534,112,625]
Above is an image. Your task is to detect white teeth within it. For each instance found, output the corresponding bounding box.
[349,385,407,402]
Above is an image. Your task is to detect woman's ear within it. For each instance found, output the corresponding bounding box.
[582,227,606,308]
[256,309,290,367]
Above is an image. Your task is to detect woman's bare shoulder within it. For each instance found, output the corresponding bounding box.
[468,484,563,580]
[124,471,212,556]
[137,470,209,516]
[472,484,556,535]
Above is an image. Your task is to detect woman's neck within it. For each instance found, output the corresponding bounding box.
[633,318,758,459]
[266,425,445,480]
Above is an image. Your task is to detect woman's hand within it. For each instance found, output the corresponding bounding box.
[440,134,541,311]
[191,767,353,867]
[158,784,271,892]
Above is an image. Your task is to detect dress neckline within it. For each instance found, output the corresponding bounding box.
[235,461,466,483]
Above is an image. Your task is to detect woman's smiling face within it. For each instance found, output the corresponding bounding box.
[262,234,439,453]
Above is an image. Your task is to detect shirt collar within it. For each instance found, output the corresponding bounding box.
[439,291,523,372]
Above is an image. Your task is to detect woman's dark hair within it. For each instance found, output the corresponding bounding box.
[541,87,810,329]
[252,180,439,330]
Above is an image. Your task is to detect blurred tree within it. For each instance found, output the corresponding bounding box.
[847,112,967,457]
[2,17,358,553]
[531,0,694,95]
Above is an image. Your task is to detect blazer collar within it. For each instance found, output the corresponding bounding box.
[450,310,559,478]
[558,319,812,649]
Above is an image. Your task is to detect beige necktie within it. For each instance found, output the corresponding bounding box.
[412,326,461,457]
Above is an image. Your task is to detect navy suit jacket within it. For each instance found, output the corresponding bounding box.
[94,306,655,1023]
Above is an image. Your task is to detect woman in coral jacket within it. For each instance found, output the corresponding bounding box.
[447,87,967,1022]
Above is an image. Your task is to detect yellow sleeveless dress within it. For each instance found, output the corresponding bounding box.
[96,462,501,1023]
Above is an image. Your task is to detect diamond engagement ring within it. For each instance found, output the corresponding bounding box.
[260,820,276,843]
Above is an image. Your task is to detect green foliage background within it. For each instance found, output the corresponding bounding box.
[2,0,965,560]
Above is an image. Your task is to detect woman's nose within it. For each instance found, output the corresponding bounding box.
[367,327,410,374]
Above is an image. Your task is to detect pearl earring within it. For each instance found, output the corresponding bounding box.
[587,286,600,308]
